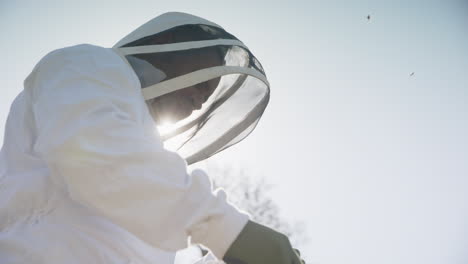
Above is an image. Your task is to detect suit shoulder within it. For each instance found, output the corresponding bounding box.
[37,44,113,69]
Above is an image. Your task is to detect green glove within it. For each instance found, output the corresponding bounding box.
[223,220,305,264]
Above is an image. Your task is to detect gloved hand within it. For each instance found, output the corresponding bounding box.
[222,220,305,264]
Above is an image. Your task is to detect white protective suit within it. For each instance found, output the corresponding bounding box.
[0,12,269,264]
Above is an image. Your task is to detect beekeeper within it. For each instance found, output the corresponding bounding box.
[0,12,304,264]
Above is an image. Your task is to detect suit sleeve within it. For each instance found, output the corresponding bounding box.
[30,46,249,258]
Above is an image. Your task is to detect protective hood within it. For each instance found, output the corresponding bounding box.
[113,12,269,164]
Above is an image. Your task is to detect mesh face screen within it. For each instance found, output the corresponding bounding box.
[115,14,269,164]
[122,24,239,47]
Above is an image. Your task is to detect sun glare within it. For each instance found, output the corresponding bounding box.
[156,119,177,135]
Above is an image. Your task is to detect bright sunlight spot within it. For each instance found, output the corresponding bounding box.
[156,119,177,135]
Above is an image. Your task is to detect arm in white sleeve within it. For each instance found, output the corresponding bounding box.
[30,45,248,258]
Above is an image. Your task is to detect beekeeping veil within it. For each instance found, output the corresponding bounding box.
[113,12,269,164]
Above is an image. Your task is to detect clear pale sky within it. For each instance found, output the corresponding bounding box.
[1,1,467,263]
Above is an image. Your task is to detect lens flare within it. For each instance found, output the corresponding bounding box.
[156,118,177,135]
